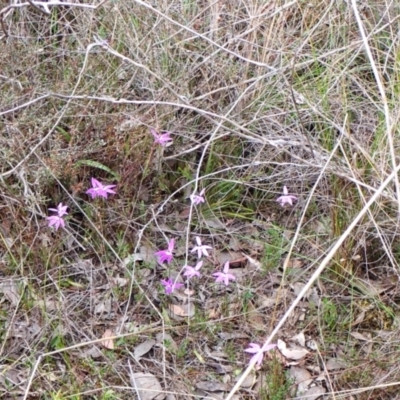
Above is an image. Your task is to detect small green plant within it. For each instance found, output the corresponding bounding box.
[321,298,338,330]
[115,230,130,259]
[176,339,190,359]
[100,390,119,400]
[262,226,288,271]
[241,289,254,313]
[259,356,293,400]
[225,341,238,363]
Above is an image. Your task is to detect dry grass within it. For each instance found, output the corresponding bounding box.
[1,0,400,399]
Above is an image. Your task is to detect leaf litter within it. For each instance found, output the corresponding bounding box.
[0,280,22,306]
[133,339,156,361]
[130,372,165,400]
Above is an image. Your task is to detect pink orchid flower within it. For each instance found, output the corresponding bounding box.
[86,178,116,199]
[190,188,206,205]
[183,261,203,279]
[213,261,236,286]
[151,128,173,146]
[155,238,175,264]
[190,236,212,259]
[245,342,277,367]
[161,278,184,294]
[47,202,68,230]
[276,186,297,207]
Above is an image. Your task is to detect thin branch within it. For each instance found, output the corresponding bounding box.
[351,0,400,214]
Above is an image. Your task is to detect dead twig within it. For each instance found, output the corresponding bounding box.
[0,0,108,37]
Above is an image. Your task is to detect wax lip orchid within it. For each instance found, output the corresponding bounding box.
[47,202,68,230]
[86,178,117,199]
[191,236,212,259]
[183,261,203,279]
[190,188,206,205]
[276,186,298,207]
[151,128,173,146]
[213,261,236,286]
[155,238,175,264]
[244,342,277,367]
[160,278,184,294]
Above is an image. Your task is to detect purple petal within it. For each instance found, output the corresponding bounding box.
[168,238,175,252]
[223,261,230,274]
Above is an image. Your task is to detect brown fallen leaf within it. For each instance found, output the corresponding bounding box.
[289,366,312,394]
[130,372,165,400]
[207,308,220,319]
[277,339,309,360]
[134,339,156,361]
[242,253,262,270]
[77,346,103,359]
[235,370,257,388]
[285,258,304,269]
[169,303,195,319]
[101,329,115,350]
[350,331,371,341]
[246,301,265,330]
[94,299,112,315]
[156,333,178,352]
[297,385,326,400]
[291,332,306,347]
[326,358,347,370]
[196,381,229,392]
[0,280,21,306]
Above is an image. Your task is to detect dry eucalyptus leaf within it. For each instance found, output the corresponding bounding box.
[35,299,58,311]
[169,303,195,319]
[130,372,165,400]
[124,253,143,265]
[206,350,229,362]
[236,370,256,388]
[291,282,312,299]
[242,253,262,270]
[219,332,248,340]
[350,331,371,341]
[94,299,112,314]
[289,366,312,394]
[306,340,318,350]
[297,385,326,400]
[204,218,225,229]
[351,310,366,326]
[183,288,195,296]
[206,363,234,374]
[101,329,115,350]
[229,237,241,251]
[3,237,13,247]
[326,358,347,370]
[206,394,225,400]
[78,346,103,359]
[207,308,220,319]
[277,339,309,360]
[291,332,306,347]
[246,301,265,330]
[257,294,278,309]
[156,333,178,352]
[0,367,24,386]
[112,276,128,287]
[0,280,20,306]
[134,339,156,361]
[229,268,245,281]
[285,258,304,268]
[195,381,229,392]
[124,245,154,264]
[216,251,242,265]
[309,288,320,304]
